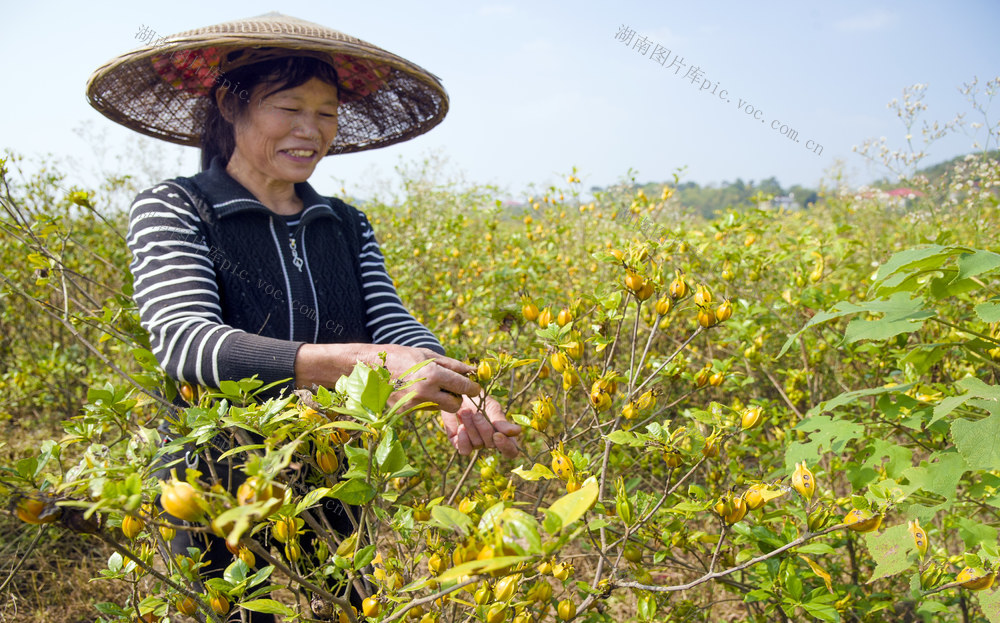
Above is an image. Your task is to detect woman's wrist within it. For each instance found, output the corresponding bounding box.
[294,343,363,389]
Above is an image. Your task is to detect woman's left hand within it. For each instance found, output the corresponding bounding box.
[441,394,521,459]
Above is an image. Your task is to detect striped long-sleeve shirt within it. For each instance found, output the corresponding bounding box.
[126,156,444,389]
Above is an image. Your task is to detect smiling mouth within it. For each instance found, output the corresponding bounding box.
[281,149,316,158]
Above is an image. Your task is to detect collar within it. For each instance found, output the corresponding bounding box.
[189,156,341,224]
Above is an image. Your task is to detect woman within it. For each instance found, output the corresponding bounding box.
[88,12,519,618]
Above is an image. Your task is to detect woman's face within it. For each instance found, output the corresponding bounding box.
[227,76,340,184]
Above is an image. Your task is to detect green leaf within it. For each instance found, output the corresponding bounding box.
[785,415,865,469]
[604,430,644,447]
[900,452,967,501]
[976,300,1000,323]
[499,508,543,555]
[544,480,598,534]
[952,408,1000,472]
[224,559,249,585]
[779,293,929,356]
[871,244,957,291]
[932,376,1000,425]
[956,249,1000,280]
[295,487,332,514]
[511,463,556,481]
[957,517,999,549]
[864,523,914,582]
[430,505,473,536]
[807,383,917,417]
[435,555,529,583]
[843,295,935,344]
[800,602,841,622]
[354,544,376,570]
[978,582,1000,623]
[329,478,376,505]
[240,599,296,616]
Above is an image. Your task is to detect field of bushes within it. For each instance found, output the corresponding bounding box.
[1,81,999,622]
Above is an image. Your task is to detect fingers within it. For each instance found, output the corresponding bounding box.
[440,410,472,455]
[483,396,522,437]
[459,408,496,450]
[493,431,521,459]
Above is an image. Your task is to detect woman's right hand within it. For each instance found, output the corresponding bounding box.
[294,342,481,414]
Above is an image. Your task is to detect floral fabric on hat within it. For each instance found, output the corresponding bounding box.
[151,47,224,96]
[331,54,391,101]
[151,46,391,102]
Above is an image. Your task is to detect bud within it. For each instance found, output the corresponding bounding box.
[615,477,634,525]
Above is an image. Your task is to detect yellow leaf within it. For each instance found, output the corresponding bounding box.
[800,555,833,593]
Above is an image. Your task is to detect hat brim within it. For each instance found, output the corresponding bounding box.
[86,13,449,155]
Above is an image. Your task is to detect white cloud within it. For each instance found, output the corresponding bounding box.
[833,8,895,32]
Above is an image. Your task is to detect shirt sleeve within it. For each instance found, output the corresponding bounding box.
[354,210,446,355]
[126,183,304,388]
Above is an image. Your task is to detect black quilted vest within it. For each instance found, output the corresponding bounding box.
[165,160,372,347]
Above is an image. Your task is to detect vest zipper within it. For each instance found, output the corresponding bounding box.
[289,236,304,272]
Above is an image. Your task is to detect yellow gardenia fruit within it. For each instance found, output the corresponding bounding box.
[537,308,552,328]
[908,519,928,559]
[655,296,671,316]
[176,596,198,616]
[791,462,815,501]
[551,445,574,480]
[956,567,996,591]
[522,302,539,322]
[550,351,569,373]
[693,284,712,307]
[715,299,733,322]
[744,484,766,511]
[160,478,204,522]
[724,495,748,525]
[477,360,494,383]
[637,281,655,301]
[362,596,382,617]
[669,272,688,299]
[121,514,145,540]
[557,599,577,620]
[698,308,718,328]
[625,270,644,293]
[316,448,340,474]
[493,573,520,602]
[740,406,763,430]
[557,308,573,326]
[843,508,882,533]
[621,401,639,420]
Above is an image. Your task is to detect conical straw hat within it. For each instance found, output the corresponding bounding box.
[86,12,449,155]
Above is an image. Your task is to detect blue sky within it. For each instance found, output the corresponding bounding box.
[2,0,997,201]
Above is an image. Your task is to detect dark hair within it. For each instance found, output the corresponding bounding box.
[200,55,341,171]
